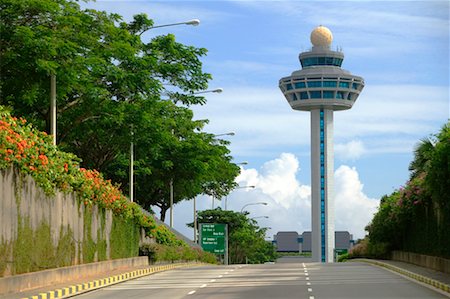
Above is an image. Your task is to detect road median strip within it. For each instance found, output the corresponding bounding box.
[20,262,204,299]
[357,259,450,294]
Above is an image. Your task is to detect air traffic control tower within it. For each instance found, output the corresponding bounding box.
[279,26,364,262]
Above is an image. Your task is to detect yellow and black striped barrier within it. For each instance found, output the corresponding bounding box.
[358,259,450,294]
[21,262,204,299]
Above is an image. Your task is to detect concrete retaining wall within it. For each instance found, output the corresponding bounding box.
[0,256,148,295]
[0,166,140,277]
[391,251,450,274]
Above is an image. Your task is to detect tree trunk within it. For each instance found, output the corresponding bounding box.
[160,204,168,222]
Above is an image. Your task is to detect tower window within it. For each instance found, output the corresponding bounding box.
[323,81,337,87]
[291,93,298,101]
[295,82,306,88]
[339,82,350,88]
[336,91,345,99]
[300,92,309,99]
[323,91,334,98]
[307,81,322,88]
[310,91,321,98]
[286,83,293,90]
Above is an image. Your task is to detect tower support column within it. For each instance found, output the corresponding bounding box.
[311,109,335,262]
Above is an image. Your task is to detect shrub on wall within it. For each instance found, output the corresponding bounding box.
[11,216,76,275]
[1,107,214,275]
[0,107,158,236]
[139,243,218,264]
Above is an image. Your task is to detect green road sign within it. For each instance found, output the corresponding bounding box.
[200,223,227,254]
[335,249,348,255]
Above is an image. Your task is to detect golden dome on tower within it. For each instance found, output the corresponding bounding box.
[310,25,333,47]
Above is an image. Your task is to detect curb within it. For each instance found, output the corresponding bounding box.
[20,262,203,299]
[357,259,450,294]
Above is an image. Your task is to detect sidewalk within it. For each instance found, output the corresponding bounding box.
[356,259,450,295]
[0,262,204,299]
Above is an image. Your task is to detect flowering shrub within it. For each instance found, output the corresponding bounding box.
[0,107,164,240]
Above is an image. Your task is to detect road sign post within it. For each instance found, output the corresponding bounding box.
[199,223,228,265]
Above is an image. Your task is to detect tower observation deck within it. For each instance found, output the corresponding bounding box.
[279,26,364,262]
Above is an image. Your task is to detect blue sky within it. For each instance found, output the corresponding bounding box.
[84,1,449,240]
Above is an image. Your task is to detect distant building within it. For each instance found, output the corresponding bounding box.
[273,231,354,255]
[273,231,300,252]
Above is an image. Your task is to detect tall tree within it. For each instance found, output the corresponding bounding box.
[1,0,211,170]
[1,0,241,222]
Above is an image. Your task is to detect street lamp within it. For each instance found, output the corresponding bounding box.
[194,88,223,94]
[210,130,235,209]
[151,19,200,29]
[224,184,255,210]
[240,202,268,213]
[251,216,269,220]
[213,131,235,137]
[129,18,200,207]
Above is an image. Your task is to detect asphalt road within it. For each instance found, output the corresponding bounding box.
[74,262,448,299]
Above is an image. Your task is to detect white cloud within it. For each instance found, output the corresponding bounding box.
[335,140,366,161]
[237,153,310,210]
[163,153,380,241]
[334,165,379,239]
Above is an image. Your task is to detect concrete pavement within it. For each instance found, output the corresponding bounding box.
[356,259,450,294]
[2,259,449,299]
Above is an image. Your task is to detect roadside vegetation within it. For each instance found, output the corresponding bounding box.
[1,0,240,222]
[0,0,245,272]
[348,123,450,260]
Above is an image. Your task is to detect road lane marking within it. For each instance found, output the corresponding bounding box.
[200,284,207,288]
[210,279,216,282]
[188,291,196,295]
[307,282,311,285]
[308,288,313,292]
[302,263,306,267]
[218,275,223,278]
[305,273,309,276]
[306,277,310,280]
[309,296,315,299]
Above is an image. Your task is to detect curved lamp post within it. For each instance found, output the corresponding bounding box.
[209,131,235,210]
[213,131,235,138]
[251,216,269,220]
[194,88,223,94]
[240,202,268,213]
[224,183,254,211]
[151,19,200,29]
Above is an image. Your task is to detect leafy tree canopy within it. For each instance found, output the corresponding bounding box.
[1,0,240,220]
[365,122,450,258]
